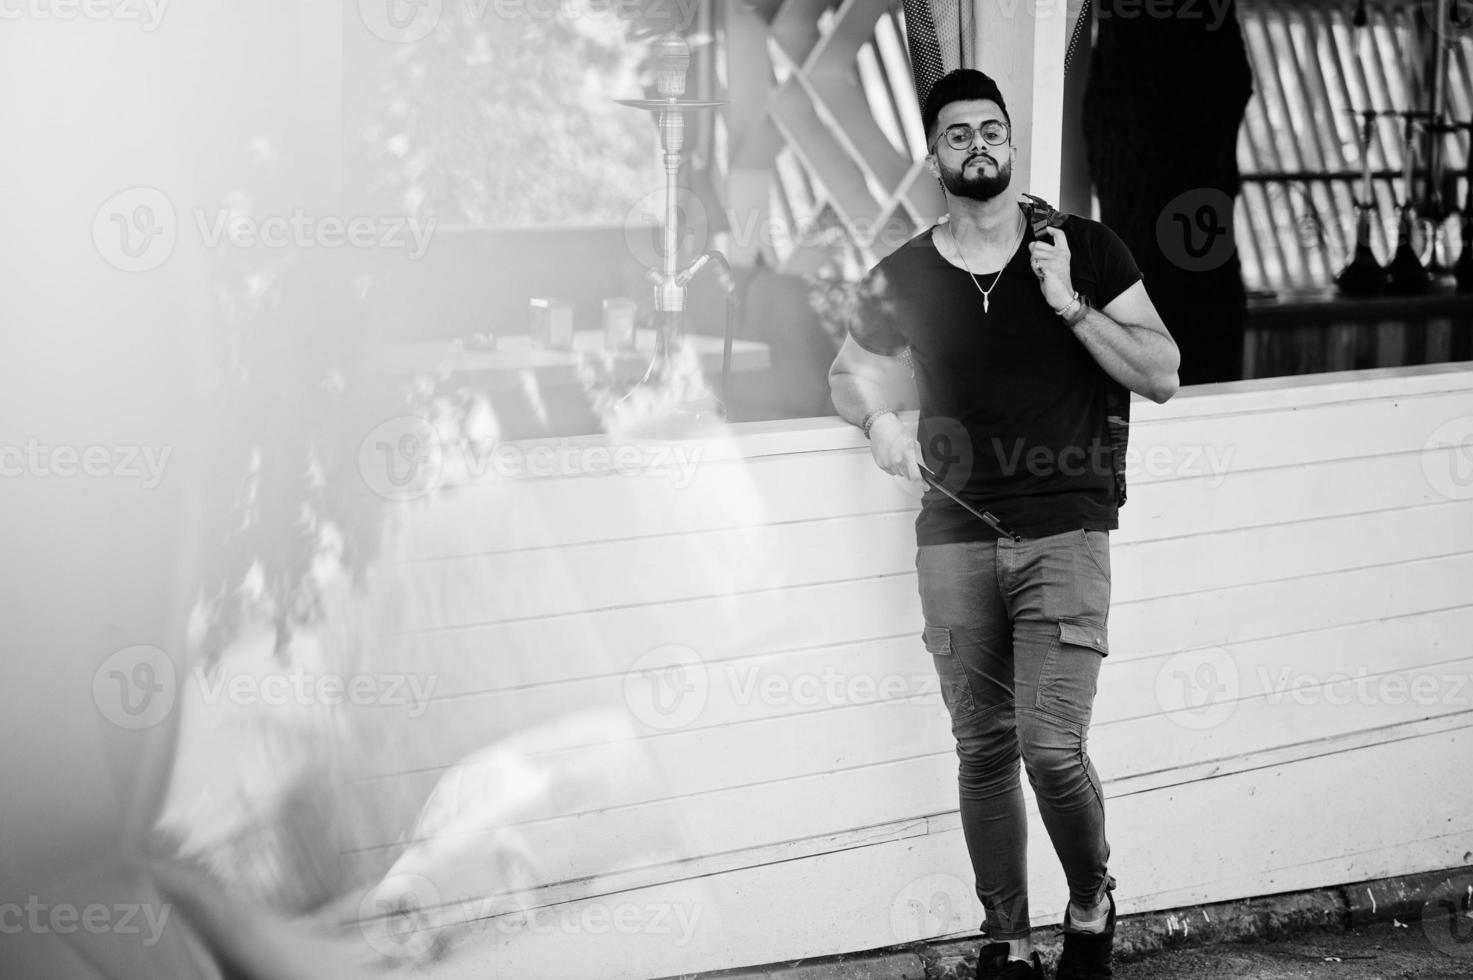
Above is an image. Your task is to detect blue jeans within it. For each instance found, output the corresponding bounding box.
[917,529,1116,940]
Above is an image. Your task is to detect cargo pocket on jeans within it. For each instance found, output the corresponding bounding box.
[1035,618,1106,728]
[923,625,976,718]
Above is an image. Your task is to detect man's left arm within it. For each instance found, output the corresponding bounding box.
[1031,227,1180,404]
[1074,280,1180,404]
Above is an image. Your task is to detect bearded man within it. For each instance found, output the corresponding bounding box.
[828,68,1180,980]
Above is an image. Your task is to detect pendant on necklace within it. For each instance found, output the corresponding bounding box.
[983,294,989,314]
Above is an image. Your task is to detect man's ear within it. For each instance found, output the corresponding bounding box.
[925,155,940,179]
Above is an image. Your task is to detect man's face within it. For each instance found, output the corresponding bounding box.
[930,99,1013,202]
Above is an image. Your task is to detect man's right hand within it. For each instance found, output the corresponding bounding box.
[868,412,922,482]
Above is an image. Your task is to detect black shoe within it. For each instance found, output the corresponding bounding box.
[1055,882,1117,979]
[976,940,1045,979]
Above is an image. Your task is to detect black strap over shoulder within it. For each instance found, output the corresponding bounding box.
[1020,192,1069,237]
[1018,193,1131,509]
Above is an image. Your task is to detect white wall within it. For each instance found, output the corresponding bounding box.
[345,362,1473,978]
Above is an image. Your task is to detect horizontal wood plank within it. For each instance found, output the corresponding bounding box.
[368,535,1473,707]
[346,660,1473,884]
[356,722,1473,980]
[385,461,1469,634]
[353,600,1473,817]
[387,385,1473,559]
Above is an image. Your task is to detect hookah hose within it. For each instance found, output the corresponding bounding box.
[710,252,737,418]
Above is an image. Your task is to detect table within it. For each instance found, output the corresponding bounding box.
[362,330,770,390]
[359,330,773,438]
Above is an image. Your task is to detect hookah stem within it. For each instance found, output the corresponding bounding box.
[1358,111,1376,251]
[1391,111,1428,284]
[663,111,681,300]
[1400,111,1417,238]
[1426,0,1451,217]
[657,102,685,365]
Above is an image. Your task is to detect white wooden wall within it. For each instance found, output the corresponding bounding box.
[350,363,1473,979]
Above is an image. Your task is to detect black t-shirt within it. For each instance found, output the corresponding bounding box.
[849,209,1142,545]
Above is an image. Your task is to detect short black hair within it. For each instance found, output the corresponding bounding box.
[922,69,1011,144]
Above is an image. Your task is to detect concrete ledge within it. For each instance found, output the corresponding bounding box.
[928,889,1347,978]
[666,948,928,980]
[671,865,1473,980]
[1343,866,1473,929]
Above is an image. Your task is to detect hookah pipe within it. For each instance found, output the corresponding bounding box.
[615,35,737,414]
[1346,0,1458,293]
[1405,0,1459,279]
[1403,0,1470,279]
[1420,0,1455,233]
[1448,119,1473,292]
[1338,108,1387,295]
[1388,109,1432,293]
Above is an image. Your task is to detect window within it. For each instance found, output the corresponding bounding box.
[1236,0,1473,293]
[347,7,664,227]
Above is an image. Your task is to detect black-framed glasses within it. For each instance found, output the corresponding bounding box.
[931,120,1010,151]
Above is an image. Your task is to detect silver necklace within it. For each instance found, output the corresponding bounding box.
[948,213,1024,314]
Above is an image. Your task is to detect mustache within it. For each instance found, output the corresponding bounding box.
[966,153,997,167]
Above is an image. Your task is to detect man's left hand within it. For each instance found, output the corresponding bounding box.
[1029,227,1075,312]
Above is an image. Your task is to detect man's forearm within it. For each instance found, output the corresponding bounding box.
[1069,308,1180,403]
[829,369,892,428]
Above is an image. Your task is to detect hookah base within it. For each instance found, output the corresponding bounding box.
[609,396,725,440]
[1386,244,1431,294]
[600,341,727,440]
[1455,249,1473,292]
[1336,247,1387,296]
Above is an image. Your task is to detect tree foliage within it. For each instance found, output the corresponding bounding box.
[351,7,663,226]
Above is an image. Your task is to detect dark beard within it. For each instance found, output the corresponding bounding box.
[941,156,1013,201]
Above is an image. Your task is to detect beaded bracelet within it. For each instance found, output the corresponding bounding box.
[861,408,896,439]
[1058,292,1091,327]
